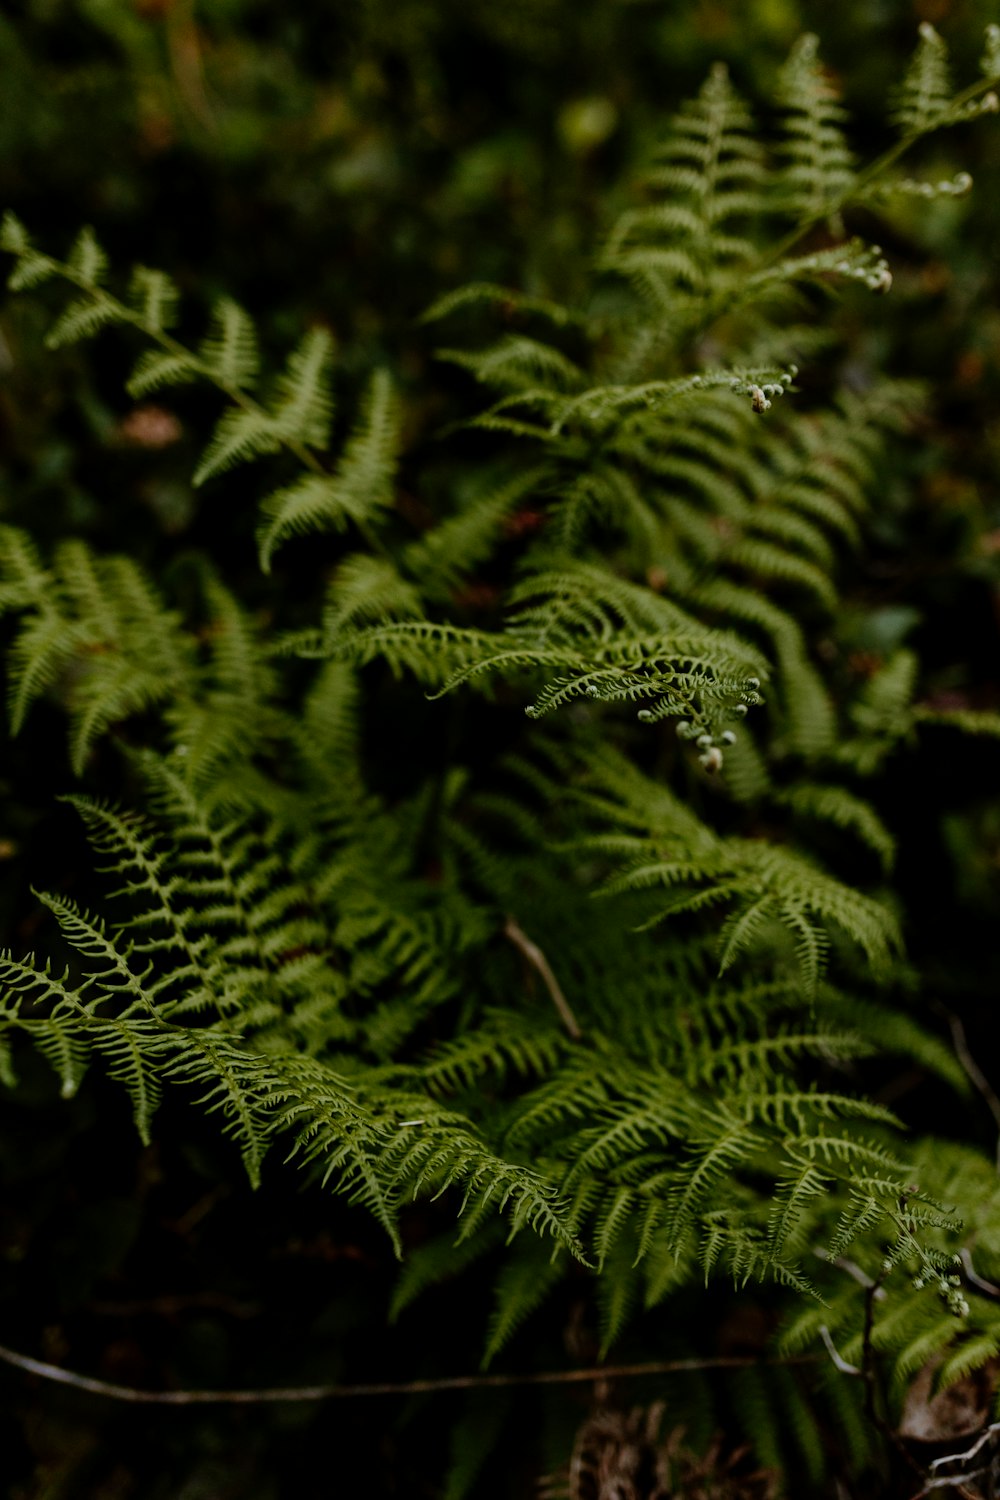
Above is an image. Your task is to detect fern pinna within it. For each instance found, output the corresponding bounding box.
[2,24,1000,1491]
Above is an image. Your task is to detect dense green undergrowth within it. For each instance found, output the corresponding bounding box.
[3,6,1000,1498]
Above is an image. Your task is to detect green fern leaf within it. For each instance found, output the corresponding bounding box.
[66,226,108,287]
[257,368,398,570]
[2,210,58,289]
[777,35,854,219]
[270,327,335,447]
[893,24,953,135]
[481,1240,566,1366]
[198,297,260,389]
[127,349,200,397]
[45,294,123,348]
[129,266,180,333]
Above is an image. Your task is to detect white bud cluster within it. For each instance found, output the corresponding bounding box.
[750,385,769,413]
[913,1260,969,1317]
[894,172,974,198]
[676,723,740,773]
[799,241,893,295]
[732,367,796,415]
[953,91,999,121]
[673,673,762,769]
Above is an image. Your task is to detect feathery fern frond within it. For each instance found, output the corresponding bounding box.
[892,24,954,136]
[777,35,854,220]
[601,63,765,311]
[257,368,399,570]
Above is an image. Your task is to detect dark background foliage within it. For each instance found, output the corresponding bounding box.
[1,2,999,1495]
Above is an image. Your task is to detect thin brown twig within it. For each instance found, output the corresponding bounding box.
[0,1345,815,1407]
[503,915,582,1041]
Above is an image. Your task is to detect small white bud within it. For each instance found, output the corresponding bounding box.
[698,746,724,773]
[721,730,737,745]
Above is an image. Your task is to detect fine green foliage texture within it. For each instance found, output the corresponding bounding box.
[3,19,1000,1498]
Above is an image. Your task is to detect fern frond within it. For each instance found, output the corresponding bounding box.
[482,1240,567,1366]
[198,297,260,389]
[892,24,953,135]
[778,784,895,871]
[777,35,854,219]
[602,64,765,310]
[402,469,546,600]
[192,410,282,485]
[128,266,180,334]
[269,328,336,447]
[1,212,58,289]
[257,369,398,570]
[913,706,1000,739]
[6,608,81,736]
[194,328,333,483]
[439,335,586,395]
[323,554,423,635]
[45,294,123,348]
[421,281,580,328]
[665,1114,766,1257]
[66,225,108,287]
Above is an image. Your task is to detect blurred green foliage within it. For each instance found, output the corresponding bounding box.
[2,3,1000,1498]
